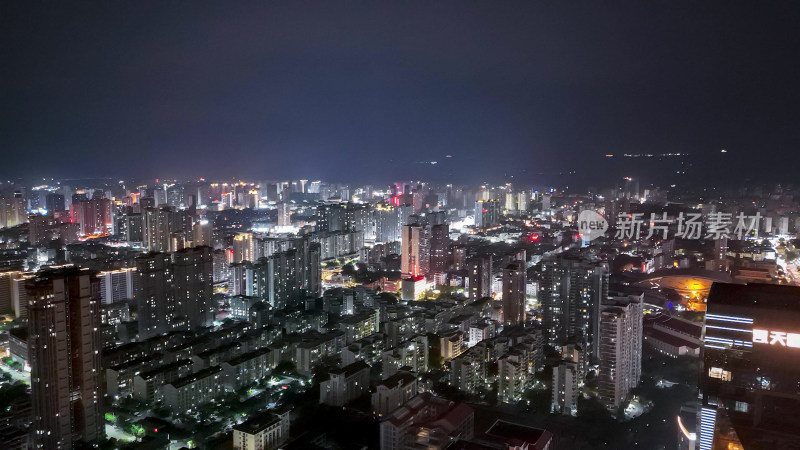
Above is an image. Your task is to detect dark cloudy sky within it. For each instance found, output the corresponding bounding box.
[2,1,799,186]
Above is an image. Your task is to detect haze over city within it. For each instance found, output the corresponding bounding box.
[3,1,800,185]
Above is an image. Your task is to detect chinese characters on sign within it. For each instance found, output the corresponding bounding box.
[612,212,762,241]
[752,328,800,348]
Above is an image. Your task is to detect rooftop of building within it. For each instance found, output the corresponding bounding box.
[644,314,702,338]
[233,411,282,435]
[481,420,551,448]
[329,360,370,378]
[109,354,162,372]
[8,327,27,341]
[224,347,271,366]
[338,311,376,324]
[708,282,800,310]
[195,341,242,359]
[644,328,700,349]
[385,392,472,429]
[378,371,417,388]
[167,365,222,389]
[137,359,193,380]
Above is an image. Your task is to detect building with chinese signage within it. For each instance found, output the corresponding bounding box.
[699,282,800,450]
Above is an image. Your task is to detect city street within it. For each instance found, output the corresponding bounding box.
[0,361,30,385]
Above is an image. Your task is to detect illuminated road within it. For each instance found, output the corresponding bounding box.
[0,361,30,384]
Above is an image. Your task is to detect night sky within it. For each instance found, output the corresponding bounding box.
[2,1,800,187]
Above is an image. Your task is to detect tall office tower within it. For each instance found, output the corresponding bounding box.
[597,293,642,411]
[502,260,526,325]
[277,202,291,227]
[504,192,516,212]
[467,255,493,300]
[27,267,103,448]
[97,267,138,305]
[401,223,430,277]
[263,183,279,202]
[516,191,529,212]
[193,181,210,207]
[541,193,551,211]
[125,213,145,246]
[193,218,212,247]
[374,204,401,244]
[474,199,501,229]
[151,185,166,206]
[69,193,112,235]
[429,223,450,274]
[777,215,790,235]
[539,256,608,352]
[173,246,214,330]
[135,252,175,339]
[0,195,28,228]
[166,184,185,207]
[45,193,65,214]
[551,361,579,416]
[698,283,800,450]
[233,232,255,263]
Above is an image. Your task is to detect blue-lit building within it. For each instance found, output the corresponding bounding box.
[699,282,800,450]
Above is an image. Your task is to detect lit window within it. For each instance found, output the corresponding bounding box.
[708,367,732,381]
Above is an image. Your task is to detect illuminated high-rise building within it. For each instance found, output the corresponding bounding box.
[252,240,321,308]
[70,192,112,235]
[502,259,526,325]
[539,255,608,352]
[143,206,191,252]
[551,361,579,416]
[125,213,145,245]
[193,218,212,246]
[429,223,450,274]
[0,196,28,229]
[97,267,138,305]
[698,283,800,450]
[173,246,215,330]
[474,199,501,229]
[597,293,642,411]
[401,223,430,277]
[374,204,401,243]
[516,191,529,212]
[45,193,65,214]
[135,252,175,339]
[468,255,492,300]
[27,267,103,448]
[233,232,255,263]
[277,202,291,227]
